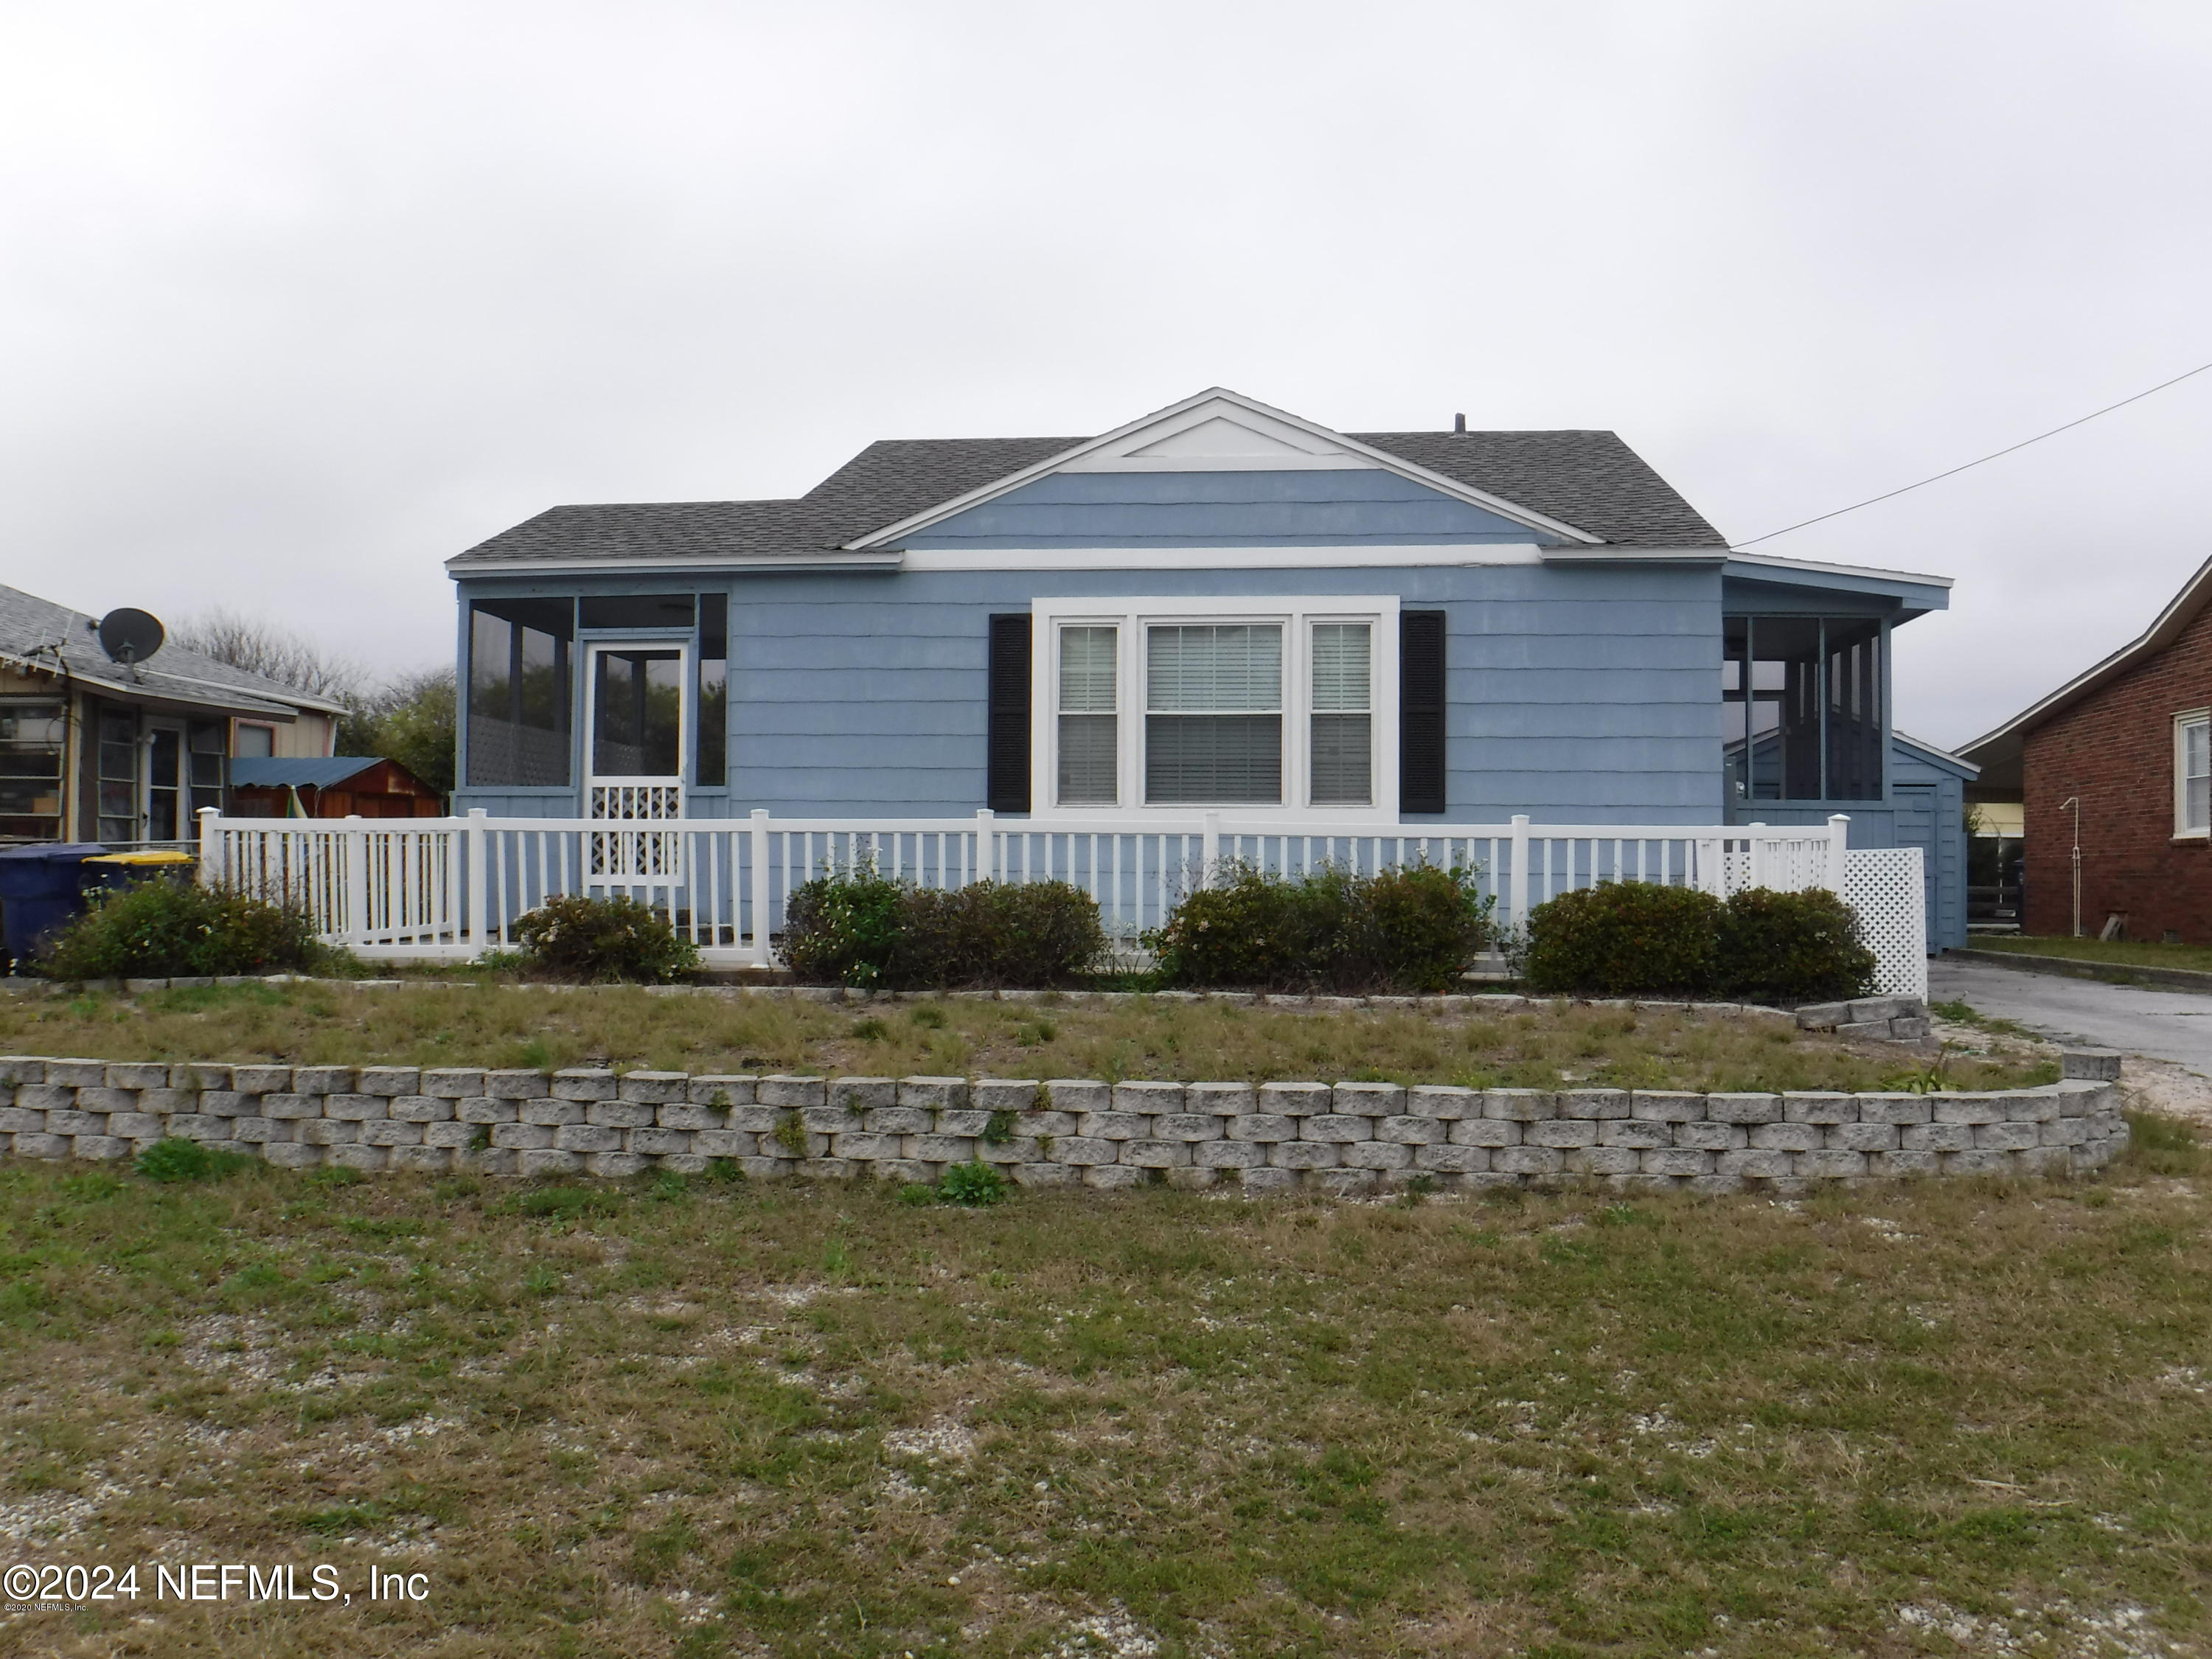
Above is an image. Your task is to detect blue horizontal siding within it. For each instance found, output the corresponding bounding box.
[903,469,1539,549]
[453,562,1731,822]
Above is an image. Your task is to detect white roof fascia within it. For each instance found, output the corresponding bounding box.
[1958,549,2212,759]
[842,387,1607,551]
[1893,729,1981,777]
[1722,550,1955,589]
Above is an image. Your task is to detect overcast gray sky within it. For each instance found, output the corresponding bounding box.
[4,1,2208,747]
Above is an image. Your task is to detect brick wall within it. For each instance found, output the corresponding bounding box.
[2023,598,2212,940]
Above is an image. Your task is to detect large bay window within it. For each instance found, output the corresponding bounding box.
[1031,597,1396,816]
[2177,712,2209,838]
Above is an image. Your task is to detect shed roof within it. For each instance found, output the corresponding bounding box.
[230,757,398,790]
[448,421,1728,571]
[0,585,343,719]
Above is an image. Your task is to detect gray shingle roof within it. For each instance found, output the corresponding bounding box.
[448,427,1725,569]
[0,584,330,719]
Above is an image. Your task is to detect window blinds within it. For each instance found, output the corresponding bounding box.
[1057,625,1118,804]
[1309,622,1371,805]
[1146,625,1283,803]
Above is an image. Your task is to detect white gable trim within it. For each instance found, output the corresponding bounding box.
[842,388,1604,551]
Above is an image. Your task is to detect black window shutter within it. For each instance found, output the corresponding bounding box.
[987,613,1032,813]
[1399,610,1447,815]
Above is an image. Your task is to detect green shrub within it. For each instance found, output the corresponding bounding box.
[1521,881,1880,1002]
[512,894,700,984]
[936,1159,1010,1206]
[41,880,326,981]
[136,1137,251,1183]
[782,872,1105,990]
[1520,882,1724,996]
[1717,886,1877,1002]
[782,866,906,988]
[893,880,1105,989]
[1144,861,1491,993]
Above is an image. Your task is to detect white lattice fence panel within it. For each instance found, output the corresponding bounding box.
[1843,846,1927,1000]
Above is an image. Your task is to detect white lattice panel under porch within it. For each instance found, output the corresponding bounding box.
[1843,846,1927,1000]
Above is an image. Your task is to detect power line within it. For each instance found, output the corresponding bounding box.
[1735,356,2212,547]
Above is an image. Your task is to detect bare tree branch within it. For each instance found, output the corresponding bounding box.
[171,609,370,705]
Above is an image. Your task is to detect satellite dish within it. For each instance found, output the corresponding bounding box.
[97,608,166,666]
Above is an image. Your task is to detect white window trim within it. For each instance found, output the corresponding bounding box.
[2175,708,2210,840]
[1029,594,1399,822]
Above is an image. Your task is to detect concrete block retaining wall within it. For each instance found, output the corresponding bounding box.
[0,1050,2131,1196]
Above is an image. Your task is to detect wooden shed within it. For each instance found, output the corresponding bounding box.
[228,757,443,819]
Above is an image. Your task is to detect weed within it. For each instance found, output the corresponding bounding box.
[908,1004,947,1031]
[936,1160,1010,1206]
[1015,1018,1058,1046]
[772,1113,809,1158]
[850,1017,888,1040]
[982,1109,1018,1147]
[133,1138,251,1183]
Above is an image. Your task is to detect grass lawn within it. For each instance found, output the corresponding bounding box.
[0,984,2051,1095]
[1,1124,2208,1657]
[1969,936,2212,975]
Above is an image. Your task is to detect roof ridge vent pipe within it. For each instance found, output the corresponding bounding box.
[1453,412,1467,433]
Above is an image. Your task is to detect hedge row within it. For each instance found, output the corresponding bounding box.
[1520,883,1877,1002]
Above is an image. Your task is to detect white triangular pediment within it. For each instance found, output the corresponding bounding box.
[1061,396,1374,473]
[1124,414,1335,462]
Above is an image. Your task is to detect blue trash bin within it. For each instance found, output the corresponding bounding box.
[0,844,108,971]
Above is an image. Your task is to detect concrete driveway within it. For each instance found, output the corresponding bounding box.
[1930,954,2212,1077]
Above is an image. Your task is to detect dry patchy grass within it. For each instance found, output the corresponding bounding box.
[0,984,2051,1095]
[0,1122,2207,1657]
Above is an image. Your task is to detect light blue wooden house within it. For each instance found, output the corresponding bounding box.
[443,389,1966,951]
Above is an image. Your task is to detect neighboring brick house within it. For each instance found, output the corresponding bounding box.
[1961,555,2212,941]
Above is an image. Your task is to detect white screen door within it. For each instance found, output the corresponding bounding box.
[583,643,687,876]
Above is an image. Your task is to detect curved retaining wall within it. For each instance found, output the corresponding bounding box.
[0,1052,2129,1194]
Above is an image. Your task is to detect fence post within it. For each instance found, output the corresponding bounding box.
[1202,810,1221,890]
[465,809,487,957]
[195,807,220,888]
[1508,815,1531,935]
[974,807,994,885]
[342,815,367,947]
[748,809,773,968]
[1747,822,1767,892]
[1826,813,1851,894]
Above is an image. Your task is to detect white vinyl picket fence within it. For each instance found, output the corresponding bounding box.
[193,808,1926,997]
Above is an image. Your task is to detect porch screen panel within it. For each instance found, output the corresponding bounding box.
[1725,614,1882,803]
[1145,624,1282,804]
[0,701,66,841]
[1309,622,1371,806]
[1823,619,1883,801]
[697,594,728,788]
[1057,625,1117,805]
[467,598,573,787]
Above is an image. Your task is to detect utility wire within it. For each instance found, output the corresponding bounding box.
[1735,357,2212,546]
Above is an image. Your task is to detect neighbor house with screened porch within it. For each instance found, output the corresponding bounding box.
[202,389,1965,989]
